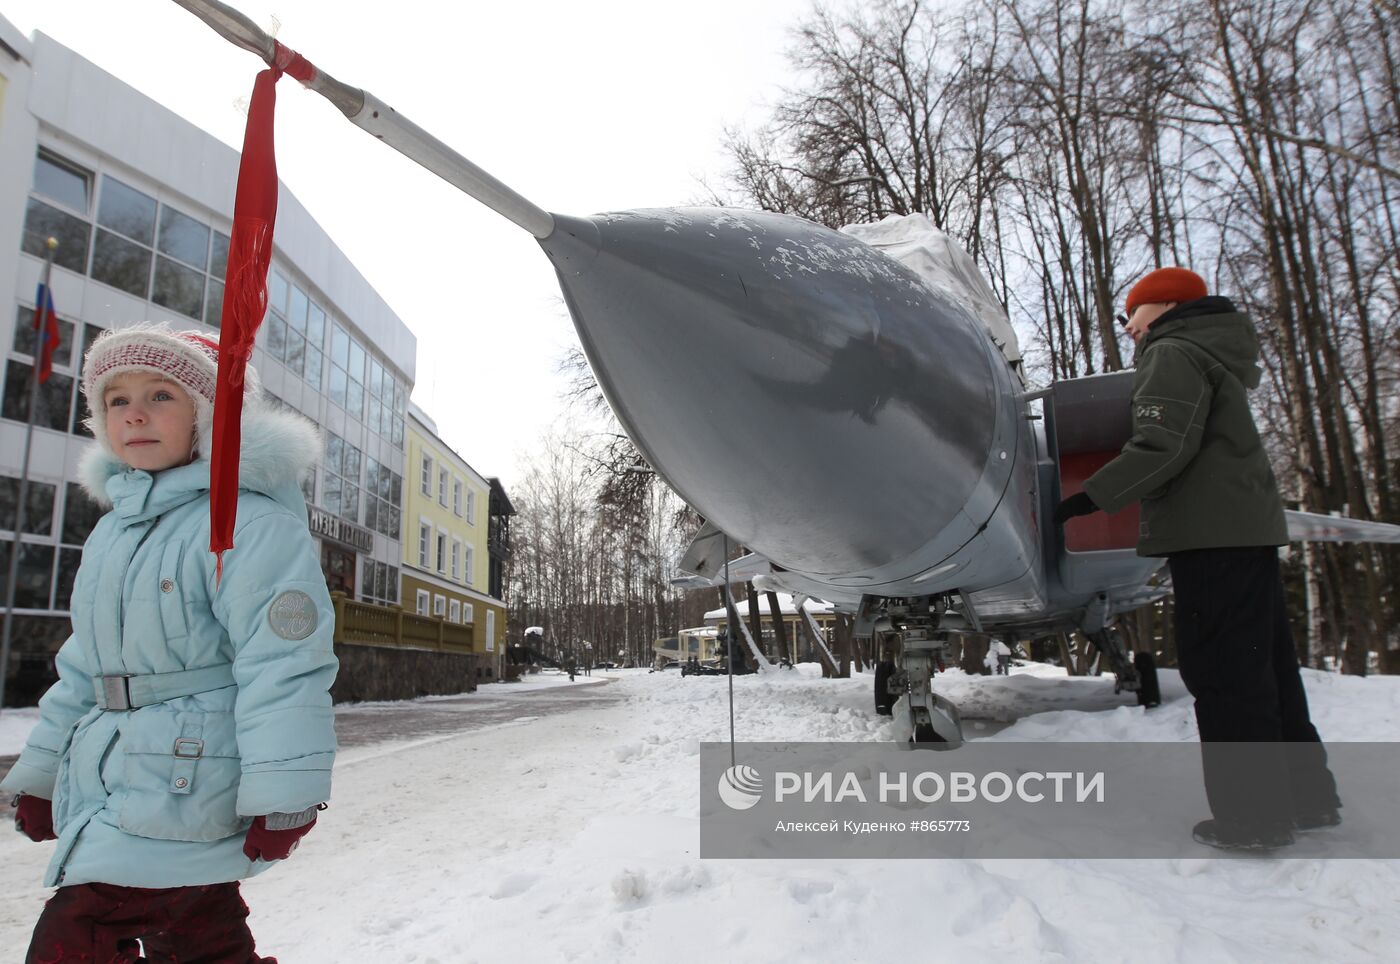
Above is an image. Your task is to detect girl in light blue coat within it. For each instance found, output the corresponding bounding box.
[3,324,338,962]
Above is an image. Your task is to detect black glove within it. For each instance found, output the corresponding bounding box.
[1053,491,1099,526]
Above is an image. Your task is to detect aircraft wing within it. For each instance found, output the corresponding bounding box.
[1285,510,1400,544]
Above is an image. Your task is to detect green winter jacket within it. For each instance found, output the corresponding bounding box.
[1081,296,1288,557]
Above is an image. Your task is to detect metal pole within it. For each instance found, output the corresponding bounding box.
[170,0,555,239]
[0,238,57,710]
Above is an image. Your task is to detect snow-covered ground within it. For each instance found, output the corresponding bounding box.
[3,663,1399,961]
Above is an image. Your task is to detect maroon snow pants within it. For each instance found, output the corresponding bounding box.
[25,882,274,964]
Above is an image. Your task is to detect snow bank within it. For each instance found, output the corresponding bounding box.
[2,665,1398,961]
[0,707,40,757]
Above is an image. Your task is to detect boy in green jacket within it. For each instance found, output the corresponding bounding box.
[1055,267,1340,852]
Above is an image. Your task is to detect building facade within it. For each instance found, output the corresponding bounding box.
[0,23,419,702]
[402,404,509,678]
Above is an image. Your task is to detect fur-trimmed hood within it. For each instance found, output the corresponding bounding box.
[78,402,322,512]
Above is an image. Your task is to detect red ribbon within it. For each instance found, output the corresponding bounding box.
[208,43,321,583]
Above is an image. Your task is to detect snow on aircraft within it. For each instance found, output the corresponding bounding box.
[176,0,1400,748]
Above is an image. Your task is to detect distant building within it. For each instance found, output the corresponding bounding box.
[705,592,835,662]
[402,404,511,679]
[0,21,416,701]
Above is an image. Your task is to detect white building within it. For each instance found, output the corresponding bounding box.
[0,21,417,701]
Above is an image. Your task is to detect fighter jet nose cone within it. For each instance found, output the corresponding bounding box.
[539,214,602,277]
[540,207,1009,576]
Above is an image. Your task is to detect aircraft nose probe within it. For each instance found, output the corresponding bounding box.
[172,0,556,241]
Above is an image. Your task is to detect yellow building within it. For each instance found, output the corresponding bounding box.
[401,403,510,679]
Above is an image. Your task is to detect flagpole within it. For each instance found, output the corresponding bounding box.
[0,236,57,710]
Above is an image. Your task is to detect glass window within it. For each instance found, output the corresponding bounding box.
[342,444,361,483]
[14,308,76,370]
[55,546,82,610]
[418,523,430,566]
[366,397,382,437]
[465,546,474,585]
[328,365,347,408]
[22,199,91,273]
[268,270,288,316]
[91,229,151,298]
[331,325,350,369]
[76,323,105,376]
[205,279,224,329]
[364,495,379,532]
[2,361,73,431]
[306,303,326,349]
[304,346,323,389]
[322,473,341,516]
[326,433,343,469]
[157,206,210,270]
[392,416,404,448]
[387,506,401,542]
[369,359,384,398]
[266,313,287,360]
[0,541,55,608]
[152,256,205,319]
[34,152,91,212]
[348,341,365,385]
[416,589,429,615]
[96,177,156,245]
[467,490,476,525]
[288,286,308,333]
[346,379,364,419]
[438,468,449,506]
[436,532,446,572]
[61,483,103,545]
[211,231,230,282]
[0,476,56,535]
[284,333,306,377]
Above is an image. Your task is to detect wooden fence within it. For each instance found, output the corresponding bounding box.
[329,592,475,653]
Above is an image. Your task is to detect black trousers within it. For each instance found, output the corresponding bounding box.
[1168,546,1340,827]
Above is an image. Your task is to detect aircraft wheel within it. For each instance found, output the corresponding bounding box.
[1135,651,1161,708]
[874,660,895,716]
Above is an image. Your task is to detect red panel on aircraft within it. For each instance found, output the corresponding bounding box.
[1060,451,1139,551]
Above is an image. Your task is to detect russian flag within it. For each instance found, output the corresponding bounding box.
[33,281,60,384]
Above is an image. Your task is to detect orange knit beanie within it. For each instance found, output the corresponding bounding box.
[1125,267,1208,315]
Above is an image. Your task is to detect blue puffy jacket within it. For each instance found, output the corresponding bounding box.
[0,405,338,888]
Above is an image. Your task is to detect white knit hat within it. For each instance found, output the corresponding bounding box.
[82,323,262,462]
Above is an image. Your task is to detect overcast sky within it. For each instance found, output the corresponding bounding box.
[5,0,812,487]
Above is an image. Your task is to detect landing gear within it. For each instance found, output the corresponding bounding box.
[874,660,896,716]
[912,722,943,744]
[884,630,964,748]
[1086,627,1161,708]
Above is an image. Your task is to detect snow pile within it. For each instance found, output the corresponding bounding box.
[0,706,40,757]
[2,665,1399,961]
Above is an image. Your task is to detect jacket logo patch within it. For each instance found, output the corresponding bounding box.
[268,591,317,640]
[1136,403,1165,422]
